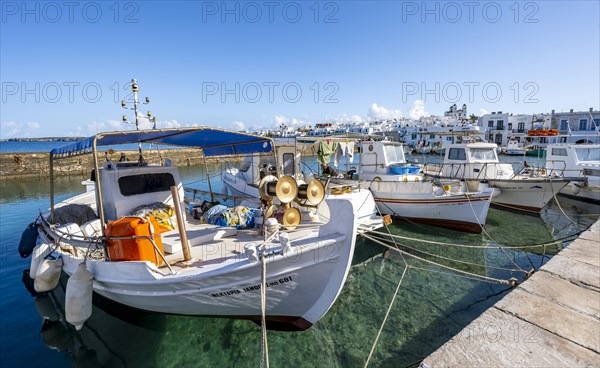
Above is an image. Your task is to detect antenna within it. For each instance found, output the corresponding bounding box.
[121,79,154,163]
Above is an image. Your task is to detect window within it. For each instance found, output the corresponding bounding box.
[579,119,588,131]
[118,173,176,197]
[470,148,497,162]
[446,136,453,141]
[430,134,435,139]
[540,137,547,143]
[508,123,512,131]
[593,119,600,131]
[488,121,494,127]
[560,137,567,143]
[497,120,504,130]
[551,148,568,156]
[282,153,295,176]
[384,144,406,164]
[559,119,569,131]
[488,134,493,141]
[448,148,466,160]
[411,134,417,139]
[517,123,525,133]
[495,134,502,144]
[575,148,600,162]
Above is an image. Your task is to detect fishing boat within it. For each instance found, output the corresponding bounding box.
[502,138,526,156]
[545,143,600,203]
[424,136,582,212]
[20,82,361,331]
[321,140,494,233]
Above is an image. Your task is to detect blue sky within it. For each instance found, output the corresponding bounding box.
[1,0,599,138]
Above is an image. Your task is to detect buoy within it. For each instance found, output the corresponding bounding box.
[18,222,38,258]
[571,184,581,195]
[443,185,452,192]
[34,256,63,293]
[65,263,93,330]
[30,243,52,279]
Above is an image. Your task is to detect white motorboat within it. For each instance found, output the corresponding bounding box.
[424,136,580,212]
[502,138,526,156]
[222,138,384,233]
[545,143,600,203]
[25,127,361,331]
[328,140,494,233]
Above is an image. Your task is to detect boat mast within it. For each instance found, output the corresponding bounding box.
[121,79,153,163]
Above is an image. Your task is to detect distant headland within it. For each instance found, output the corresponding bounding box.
[0,137,83,142]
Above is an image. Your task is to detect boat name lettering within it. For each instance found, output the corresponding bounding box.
[210,276,294,298]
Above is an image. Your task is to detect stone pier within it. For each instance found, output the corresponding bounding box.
[422,220,600,367]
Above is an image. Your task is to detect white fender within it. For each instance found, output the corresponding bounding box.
[30,243,52,279]
[34,257,63,292]
[65,263,93,330]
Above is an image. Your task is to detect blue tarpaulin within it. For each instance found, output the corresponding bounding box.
[50,128,273,159]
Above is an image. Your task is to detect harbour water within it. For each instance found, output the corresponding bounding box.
[1,157,598,367]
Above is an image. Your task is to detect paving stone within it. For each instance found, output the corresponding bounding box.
[542,255,600,291]
[520,270,600,319]
[496,288,600,353]
[422,308,600,368]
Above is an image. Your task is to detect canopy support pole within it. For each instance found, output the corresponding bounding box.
[92,139,106,236]
[171,186,192,261]
[203,156,214,202]
[49,155,55,223]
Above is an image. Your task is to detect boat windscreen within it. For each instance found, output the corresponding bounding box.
[470,148,497,162]
[384,144,406,165]
[575,148,600,162]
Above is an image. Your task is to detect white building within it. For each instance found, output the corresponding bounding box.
[550,108,600,144]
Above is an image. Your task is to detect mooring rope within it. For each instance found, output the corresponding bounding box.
[366,229,580,249]
[363,265,409,368]
[365,232,528,274]
[362,233,518,286]
[260,255,269,368]
[466,193,528,273]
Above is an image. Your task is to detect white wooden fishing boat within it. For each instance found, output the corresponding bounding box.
[328,140,493,233]
[424,136,581,212]
[23,126,363,331]
[545,143,600,203]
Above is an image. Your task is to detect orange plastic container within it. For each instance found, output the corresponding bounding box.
[106,216,165,266]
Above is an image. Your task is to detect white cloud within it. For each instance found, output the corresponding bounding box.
[408,100,429,120]
[0,121,20,138]
[367,103,402,121]
[26,122,41,130]
[480,108,489,116]
[158,120,181,129]
[329,114,365,124]
[231,121,245,131]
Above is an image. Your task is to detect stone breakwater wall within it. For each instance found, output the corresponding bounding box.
[0,149,226,179]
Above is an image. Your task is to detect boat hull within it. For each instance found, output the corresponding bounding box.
[372,194,491,233]
[488,179,569,212]
[39,197,358,330]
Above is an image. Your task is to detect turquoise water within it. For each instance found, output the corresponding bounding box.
[1,165,598,367]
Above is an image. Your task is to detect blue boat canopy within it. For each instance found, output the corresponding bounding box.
[50,127,273,159]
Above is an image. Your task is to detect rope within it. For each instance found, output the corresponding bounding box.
[363,265,409,368]
[362,233,518,286]
[366,229,580,249]
[548,176,578,226]
[365,232,528,274]
[260,255,269,368]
